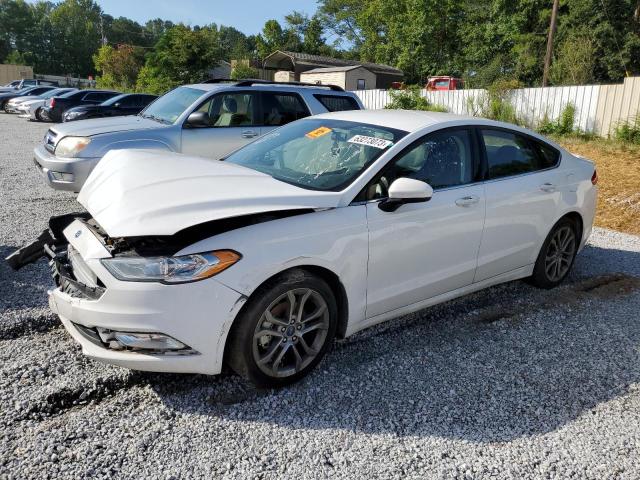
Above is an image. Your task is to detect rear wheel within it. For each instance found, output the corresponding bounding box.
[225,269,337,388]
[36,107,46,122]
[529,218,578,289]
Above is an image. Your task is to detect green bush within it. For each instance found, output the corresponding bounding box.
[230,63,259,80]
[538,104,577,136]
[385,86,447,112]
[614,115,640,144]
[466,78,522,125]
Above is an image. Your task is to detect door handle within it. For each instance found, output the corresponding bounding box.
[241,130,258,138]
[455,195,480,207]
[540,183,557,192]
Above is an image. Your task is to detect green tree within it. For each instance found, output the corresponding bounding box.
[48,0,102,76]
[550,34,595,85]
[136,24,224,93]
[93,44,144,91]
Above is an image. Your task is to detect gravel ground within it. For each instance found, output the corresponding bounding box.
[1,113,640,479]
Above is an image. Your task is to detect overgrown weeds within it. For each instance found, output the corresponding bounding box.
[614,115,640,144]
[385,86,448,112]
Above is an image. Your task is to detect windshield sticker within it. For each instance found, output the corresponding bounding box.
[348,135,393,149]
[306,126,332,139]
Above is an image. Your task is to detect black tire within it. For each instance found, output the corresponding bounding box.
[528,217,579,289]
[35,107,44,121]
[225,269,337,388]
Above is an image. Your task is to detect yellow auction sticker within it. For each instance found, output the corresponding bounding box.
[305,126,332,139]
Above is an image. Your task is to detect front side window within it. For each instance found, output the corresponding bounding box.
[366,129,475,199]
[141,86,206,124]
[225,119,407,191]
[261,92,310,126]
[482,129,544,179]
[196,92,257,127]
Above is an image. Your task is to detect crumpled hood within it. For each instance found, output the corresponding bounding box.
[51,115,161,138]
[78,149,340,237]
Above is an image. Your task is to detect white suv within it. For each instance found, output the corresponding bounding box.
[33,80,363,192]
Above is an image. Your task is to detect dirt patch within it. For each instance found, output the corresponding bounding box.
[559,138,640,235]
[476,274,640,325]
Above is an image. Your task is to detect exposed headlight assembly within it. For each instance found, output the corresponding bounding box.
[55,136,91,157]
[101,250,241,284]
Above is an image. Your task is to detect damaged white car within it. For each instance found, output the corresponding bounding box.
[7,110,598,387]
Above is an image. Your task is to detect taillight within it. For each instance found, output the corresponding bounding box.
[50,98,55,108]
[591,169,598,185]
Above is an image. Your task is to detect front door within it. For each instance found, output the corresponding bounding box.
[181,91,260,158]
[365,127,486,318]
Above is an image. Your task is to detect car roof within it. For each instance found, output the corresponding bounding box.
[309,109,476,132]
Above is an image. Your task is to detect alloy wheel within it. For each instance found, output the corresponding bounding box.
[252,288,330,378]
[544,225,576,282]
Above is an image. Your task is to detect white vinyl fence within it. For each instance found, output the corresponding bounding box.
[353,77,640,137]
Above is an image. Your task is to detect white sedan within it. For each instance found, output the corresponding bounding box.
[8,110,598,387]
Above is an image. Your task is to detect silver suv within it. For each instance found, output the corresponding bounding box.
[33,80,364,192]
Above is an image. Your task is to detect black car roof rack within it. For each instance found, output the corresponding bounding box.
[202,78,345,92]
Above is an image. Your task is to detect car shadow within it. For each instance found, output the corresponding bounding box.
[143,243,640,443]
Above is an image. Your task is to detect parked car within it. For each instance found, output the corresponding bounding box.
[33,80,363,192]
[426,76,464,91]
[5,87,74,113]
[0,80,22,93]
[16,78,59,89]
[15,88,77,120]
[62,93,158,122]
[0,86,57,111]
[40,89,120,123]
[9,110,598,387]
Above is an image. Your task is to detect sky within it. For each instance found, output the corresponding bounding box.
[90,0,321,35]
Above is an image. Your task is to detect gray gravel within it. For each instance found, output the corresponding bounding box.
[1,112,640,479]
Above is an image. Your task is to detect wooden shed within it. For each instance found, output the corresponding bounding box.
[300,66,376,91]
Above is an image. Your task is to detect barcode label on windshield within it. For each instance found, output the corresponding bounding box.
[348,135,393,149]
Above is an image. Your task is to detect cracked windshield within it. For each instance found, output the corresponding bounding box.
[225,119,408,191]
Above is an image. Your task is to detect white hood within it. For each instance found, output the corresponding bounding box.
[78,150,340,237]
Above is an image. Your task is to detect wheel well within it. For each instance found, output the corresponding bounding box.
[562,211,584,241]
[297,266,349,339]
[238,265,350,340]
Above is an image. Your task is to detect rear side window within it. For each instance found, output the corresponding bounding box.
[533,141,560,169]
[481,129,542,179]
[84,92,116,103]
[261,92,310,126]
[314,94,361,112]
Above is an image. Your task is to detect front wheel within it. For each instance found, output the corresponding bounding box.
[225,269,337,388]
[529,218,578,289]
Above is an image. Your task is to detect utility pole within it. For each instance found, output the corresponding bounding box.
[100,15,107,46]
[542,0,559,87]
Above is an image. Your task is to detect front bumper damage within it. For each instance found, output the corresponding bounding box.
[5,213,246,375]
[6,212,89,271]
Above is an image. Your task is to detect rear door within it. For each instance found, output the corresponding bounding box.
[181,91,260,158]
[474,128,563,282]
[259,91,311,135]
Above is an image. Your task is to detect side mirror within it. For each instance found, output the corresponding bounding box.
[185,111,211,128]
[379,178,433,212]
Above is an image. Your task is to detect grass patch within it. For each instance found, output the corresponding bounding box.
[558,137,640,235]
